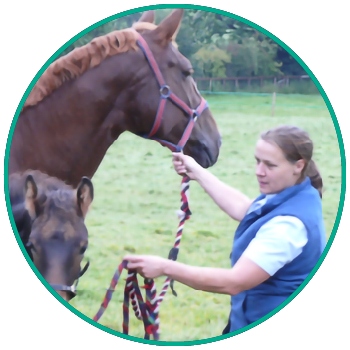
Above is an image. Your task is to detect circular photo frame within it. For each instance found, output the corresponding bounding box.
[3,3,345,346]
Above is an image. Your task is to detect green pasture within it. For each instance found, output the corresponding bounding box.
[70,93,342,342]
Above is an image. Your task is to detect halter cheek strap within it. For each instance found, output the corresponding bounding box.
[136,33,209,152]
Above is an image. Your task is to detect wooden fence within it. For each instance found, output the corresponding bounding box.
[194,75,310,91]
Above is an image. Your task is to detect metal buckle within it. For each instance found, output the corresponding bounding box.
[159,85,171,98]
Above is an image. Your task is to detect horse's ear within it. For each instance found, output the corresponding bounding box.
[24,175,38,220]
[76,177,94,219]
[152,8,184,43]
[138,10,155,24]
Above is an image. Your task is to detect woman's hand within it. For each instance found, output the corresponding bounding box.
[172,152,203,180]
[124,255,169,279]
[124,255,270,296]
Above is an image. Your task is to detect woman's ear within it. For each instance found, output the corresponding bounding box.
[294,159,306,175]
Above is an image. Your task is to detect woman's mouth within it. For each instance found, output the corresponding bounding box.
[258,179,268,187]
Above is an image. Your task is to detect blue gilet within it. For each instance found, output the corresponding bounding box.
[229,177,326,332]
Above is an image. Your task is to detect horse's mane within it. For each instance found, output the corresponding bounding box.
[23,23,156,110]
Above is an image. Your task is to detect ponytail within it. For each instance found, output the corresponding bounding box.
[304,159,323,198]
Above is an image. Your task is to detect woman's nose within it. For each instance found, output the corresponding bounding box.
[256,163,265,176]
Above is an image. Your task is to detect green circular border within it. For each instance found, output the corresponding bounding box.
[3,3,346,346]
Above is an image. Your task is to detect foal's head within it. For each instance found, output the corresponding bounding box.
[10,171,93,301]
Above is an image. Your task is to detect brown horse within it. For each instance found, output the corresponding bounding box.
[8,9,221,187]
[9,171,94,301]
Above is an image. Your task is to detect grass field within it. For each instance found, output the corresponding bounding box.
[70,93,342,342]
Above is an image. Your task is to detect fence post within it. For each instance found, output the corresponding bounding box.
[271,92,276,117]
[209,79,212,92]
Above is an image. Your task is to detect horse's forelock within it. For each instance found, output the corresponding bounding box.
[46,190,76,212]
[132,22,158,32]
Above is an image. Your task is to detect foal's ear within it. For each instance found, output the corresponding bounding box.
[76,177,94,219]
[138,10,155,24]
[153,8,184,43]
[24,175,38,220]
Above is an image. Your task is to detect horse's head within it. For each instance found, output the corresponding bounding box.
[23,174,94,301]
[118,9,221,168]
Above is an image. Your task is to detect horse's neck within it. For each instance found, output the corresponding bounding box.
[10,55,134,186]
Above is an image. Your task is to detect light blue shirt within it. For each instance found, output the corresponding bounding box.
[242,195,308,276]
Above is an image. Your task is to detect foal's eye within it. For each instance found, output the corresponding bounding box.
[27,241,37,252]
[79,246,87,254]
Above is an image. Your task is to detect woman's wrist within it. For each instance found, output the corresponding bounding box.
[163,258,174,277]
[194,166,209,184]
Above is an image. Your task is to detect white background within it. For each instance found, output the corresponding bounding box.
[1,1,348,348]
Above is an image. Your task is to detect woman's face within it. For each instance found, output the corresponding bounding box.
[255,139,305,194]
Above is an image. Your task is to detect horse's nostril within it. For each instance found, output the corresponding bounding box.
[79,246,87,255]
[199,140,208,149]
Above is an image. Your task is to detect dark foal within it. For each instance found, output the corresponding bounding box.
[9,171,94,301]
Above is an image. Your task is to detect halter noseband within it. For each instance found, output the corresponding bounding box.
[49,260,90,299]
[136,33,209,152]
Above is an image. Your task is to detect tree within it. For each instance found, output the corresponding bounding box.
[177,11,283,77]
[54,9,302,79]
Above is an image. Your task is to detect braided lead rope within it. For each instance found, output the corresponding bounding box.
[130,275,157,339]
[144,278,159,340]
[159,175,191,302]
[93,260,127,323]
[127,271,142,320]
[149,176,192,337]
[122,272,131,334]
[130,290,142,320]
[122,270,144,335]
[93,176,191,341]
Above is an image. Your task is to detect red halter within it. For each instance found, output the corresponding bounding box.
[136,33,209,152]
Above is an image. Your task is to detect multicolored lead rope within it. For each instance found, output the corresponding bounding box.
[93,176,191,340]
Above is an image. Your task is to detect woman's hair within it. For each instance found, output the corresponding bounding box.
[260,125,323,198]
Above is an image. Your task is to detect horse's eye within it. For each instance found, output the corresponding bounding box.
[79,246,87,254]
[183,69,193,78]
[26,241,37,252]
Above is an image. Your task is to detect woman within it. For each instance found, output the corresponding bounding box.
[124,125,326,333]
